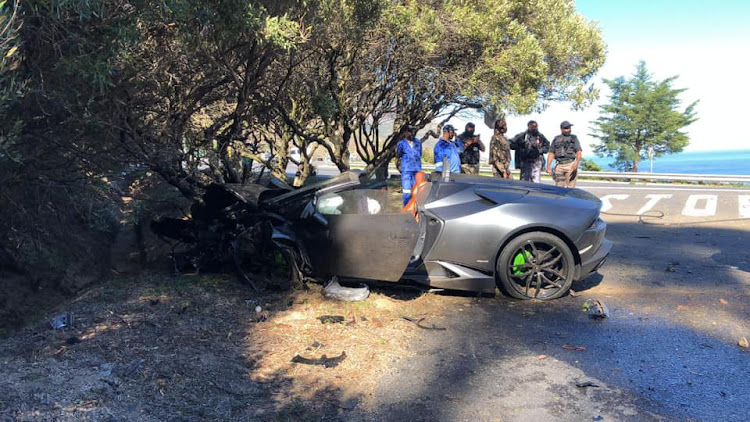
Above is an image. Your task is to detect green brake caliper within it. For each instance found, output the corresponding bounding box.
[512,250,531,275]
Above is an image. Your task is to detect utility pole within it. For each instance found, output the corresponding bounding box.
[648,146,654,173]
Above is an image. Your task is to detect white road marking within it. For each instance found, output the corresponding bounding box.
[636,194,673,215]
[739,195,750,218]
[682,195,718,217]
[600,194,629,212]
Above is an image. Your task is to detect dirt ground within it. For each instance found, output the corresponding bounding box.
[0,273,465,421]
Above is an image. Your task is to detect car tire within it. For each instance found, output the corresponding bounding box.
[496,232,575,300]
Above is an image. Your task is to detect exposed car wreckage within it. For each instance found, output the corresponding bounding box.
[152,169,611,300]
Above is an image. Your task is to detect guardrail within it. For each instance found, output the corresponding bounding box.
[341,163,750,184]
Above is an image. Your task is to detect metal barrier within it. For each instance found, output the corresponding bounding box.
[343,163,750,184]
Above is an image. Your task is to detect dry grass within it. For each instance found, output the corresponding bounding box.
[0,274,458,420]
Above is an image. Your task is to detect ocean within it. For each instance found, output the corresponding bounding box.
[586,149,750,175]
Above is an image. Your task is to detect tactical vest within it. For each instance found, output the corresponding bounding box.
[553,135,578,162]
[460,140,481,164]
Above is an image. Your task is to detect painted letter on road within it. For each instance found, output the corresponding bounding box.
[600,194,629,212]
[739,195,750,219]
[637,194,673,215]
[682,195,718,217]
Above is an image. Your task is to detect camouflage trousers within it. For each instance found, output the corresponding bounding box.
[553,161,578,188]
[461,163,480,175]
[491,164,513,179]
[520,157,544,183]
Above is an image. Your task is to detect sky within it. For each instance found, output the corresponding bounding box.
[453,0,750,157]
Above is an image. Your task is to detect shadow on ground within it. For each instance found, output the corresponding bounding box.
[361,220,750,421]
[2,220,748,421]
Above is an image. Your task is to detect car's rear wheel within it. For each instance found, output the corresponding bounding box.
[496,232,575,300]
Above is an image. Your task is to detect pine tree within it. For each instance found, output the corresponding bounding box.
[591,61,698,172]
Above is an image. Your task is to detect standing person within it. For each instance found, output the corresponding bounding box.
[489,119,512,179]
[457,122,485,174]
[510,120,550,183]
[434,124,461,174]
[395,125,422,206]
[546,120,582,188]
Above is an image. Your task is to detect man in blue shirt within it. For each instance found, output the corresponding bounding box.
[396,126,422,206]
[434,124,461,174]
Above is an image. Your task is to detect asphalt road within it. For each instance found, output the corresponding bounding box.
[575,180,750,222]
[358,216,750,421]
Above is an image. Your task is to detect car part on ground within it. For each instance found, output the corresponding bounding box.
[323,276,370,302]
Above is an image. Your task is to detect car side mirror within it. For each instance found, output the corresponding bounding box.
[301,199,328,227]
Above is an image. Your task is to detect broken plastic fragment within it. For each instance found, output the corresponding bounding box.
[582,299,609,319]
[50,312,74,330]
[291,351,347,368]
[323,276,370,302]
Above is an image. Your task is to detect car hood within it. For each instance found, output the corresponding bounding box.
[449,175,600,204]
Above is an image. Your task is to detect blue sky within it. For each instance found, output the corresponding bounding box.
[460,0,750,156]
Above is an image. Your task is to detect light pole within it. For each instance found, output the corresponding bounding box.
[648,146,654,173]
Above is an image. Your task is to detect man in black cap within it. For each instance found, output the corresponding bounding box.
[510,120,550,183]
[457,122,485,174]
[546,120,582,188]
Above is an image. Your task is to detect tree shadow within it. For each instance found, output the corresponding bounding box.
[360,220,750,421]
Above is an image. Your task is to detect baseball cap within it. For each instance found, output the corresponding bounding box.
[560,121,573,129]
[442,124,455,132]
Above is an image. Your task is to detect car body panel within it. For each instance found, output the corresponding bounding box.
[303,213,419,281]
[259,171,610,296]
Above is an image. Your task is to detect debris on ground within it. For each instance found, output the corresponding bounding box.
[318,315,346,324]
[569,289,582,297]
[576,381,600,388]
[718,298,729,305]
[582,299,610,319]
[323,276,370,302]
[251,308,268,322]
[50,312,75,330]
[562,344,587,351]
[739,337,749,349]
[537,354,548,360]
[291,351,347,368]
[99,363,114,378]
[118,358,145,378]
[401,316,446,330]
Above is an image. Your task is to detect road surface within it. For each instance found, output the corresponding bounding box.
[360,215,750,421]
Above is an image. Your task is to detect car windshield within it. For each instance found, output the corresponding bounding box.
[262,171,361,207]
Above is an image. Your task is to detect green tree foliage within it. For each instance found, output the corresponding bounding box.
[591,61,698,172]
[1,0,606,291]
[280,0,606,174]
[579,157,602,172]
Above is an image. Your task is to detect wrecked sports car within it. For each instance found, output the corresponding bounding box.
[153,170,611,300]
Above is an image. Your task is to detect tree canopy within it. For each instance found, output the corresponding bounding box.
[280,0,607,174]
[591,61,698,172]
[0,0,607,286]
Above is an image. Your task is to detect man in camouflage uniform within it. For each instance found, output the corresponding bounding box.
[546,120,582,188]
[489,119,512,179]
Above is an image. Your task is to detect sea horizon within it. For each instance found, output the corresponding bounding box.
[584,149,750,175]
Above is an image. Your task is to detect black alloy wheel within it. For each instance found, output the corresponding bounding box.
[496,232,575,300]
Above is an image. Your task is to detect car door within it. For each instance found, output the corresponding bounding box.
[303,188,420,282]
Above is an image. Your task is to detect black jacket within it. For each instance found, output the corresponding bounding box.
[510,131,550,169]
